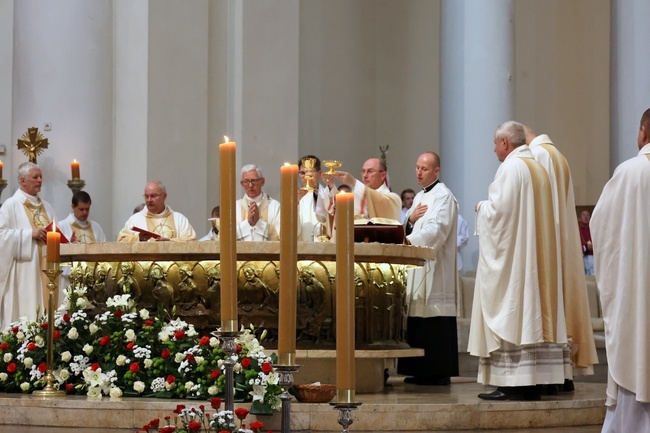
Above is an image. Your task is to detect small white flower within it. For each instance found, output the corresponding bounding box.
[23,357,33,368]
[83,344,94,355]
[16,332,25,341]
[59,369,70,381]
[208,385,218,396]
[194,356,204,365]
[233,363,242,373]
[133,381,146,393]
[89,323,99,335]
[35,335,45,347]
[116,355,127,366]
[67,327,79,340]
[0,373,8,382]
[184,381,194,390]
[159,332,169,342]
[174,352,186,363]
[144,359,153,369]
[209,337,219,347]
[3,353,12,363]
[125,329,136,342]
[61,351,72,363]
[109,387,123,399]
[20,382,30,391]
[186,327,198,337]
[139,309,150,320]
[87,386,102,398]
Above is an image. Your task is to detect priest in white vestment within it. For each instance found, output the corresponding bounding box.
[296,155,334,241]
[525,127,598,387]
[59,191,106,243]
[336,158,402,221]
[397,152,459,385]
[0,162,54,329]
[469,121,567,401]
[199,206,220,241]
[593,108,650,433]
[235,164,281,241]
[117,181,196,242]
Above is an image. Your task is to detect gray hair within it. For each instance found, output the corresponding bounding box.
[241,164,264,179]
[17,162,40,181]
[147,180,167,193]
[495,121,526,148]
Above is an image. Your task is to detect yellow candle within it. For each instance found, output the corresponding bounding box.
[46,221,61,263]
[278,163,299,365]
[71,160,80,179]
[335,192,355,402]
[219,137,238,331]
[0,160,3,179]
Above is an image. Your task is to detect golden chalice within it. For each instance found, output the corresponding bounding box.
[301,158,318,192]
[323,160,342,175]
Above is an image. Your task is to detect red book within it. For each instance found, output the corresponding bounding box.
[131,226,161,240]
[45,221,69,244]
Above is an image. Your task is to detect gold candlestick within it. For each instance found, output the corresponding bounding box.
[67,178,86,194]
[33,263,66,398]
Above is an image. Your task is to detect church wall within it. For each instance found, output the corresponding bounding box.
[0,0,14,195]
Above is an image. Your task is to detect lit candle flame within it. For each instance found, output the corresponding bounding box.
[52,220,56,232]
[73,159,78,163]
[284,162,291,167]
[224,136,229,143]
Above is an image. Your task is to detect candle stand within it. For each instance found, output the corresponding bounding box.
[273,364,301,433]
[67,178,86,194]
[210,329,241,413]
[329,402,362,433]
[33,264,66,398]
[0,179,7,200]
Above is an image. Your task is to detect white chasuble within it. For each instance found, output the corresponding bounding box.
[117,206,196,242]
[352,182,402,221]
[235,194,281,241]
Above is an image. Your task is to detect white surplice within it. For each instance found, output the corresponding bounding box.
[592,143,650,415]
[117,206,196,242]
[529,134,598,374]
[405,182,458,318]
[297,184,333,241]
[235,193,281,241]
[59,213,106,243]
[0,189,55,329]
[468,145,567,387]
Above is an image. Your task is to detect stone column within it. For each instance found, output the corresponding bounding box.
[0,0,13,199]
[610,0,650,170]
[440,0,515,272]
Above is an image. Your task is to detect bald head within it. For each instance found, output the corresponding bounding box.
[639,108,650,150]
[144,180,168,214]
[415,152,441,187]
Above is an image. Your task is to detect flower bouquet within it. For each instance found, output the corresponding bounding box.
[0,285,282,414]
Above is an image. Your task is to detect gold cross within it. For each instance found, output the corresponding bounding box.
[17,127,49,164]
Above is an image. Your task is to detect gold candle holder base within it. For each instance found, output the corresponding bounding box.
[33,266,66,398]
[0,179,7,200]
[67,178,86,194]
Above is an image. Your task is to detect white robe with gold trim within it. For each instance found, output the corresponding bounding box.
[297,184,332,241]
[352,182,401,221]
[117,206,196,242]
[235,193,281,241]
[59,213,106,243]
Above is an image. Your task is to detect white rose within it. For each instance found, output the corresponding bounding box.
[89,323,99,335]
[144,359,153,369]
[184,381,194,390]
[20,382,30,391]
[116,355,127,367]
[139,309,150,320]
[233,363,242,373]
[87,386,102,398]
[217,359,224,368]
[83,344,94,355]
[109,387,123,399]
[67,327,79,340]
[3,353,12,363]
[16,332,25,341]
[23,357,33,368]
[59,369,70,381]
[61,351,72,363]
[174,353,186,363]
[125,329,136,342]
[158,332,169,342]
[165,381,176,391]
[133,381,146,393]
[194,356,204,366]
[208,385,218,396]
[0,373,8,382]
[209,337,219,347]
[35,335,45,347]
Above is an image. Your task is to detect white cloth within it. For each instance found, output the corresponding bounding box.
[117,206,196,241]
[297,184,333,241]
[405,182,458,318]
[59,213,106,243]
[352,181,402,221]
[199,230,218,241]
[235,193,281,241]
[400,207,408,224]
[0,189,55,329]
[456,214,468,271]
[529,134,597,373]
[602,385,650,433]
[591,143,650,406]
[468,145,566,387]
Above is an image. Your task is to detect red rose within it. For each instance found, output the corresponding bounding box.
[53,330,60,339]
[186,354,195,363]
[166,375,176,384]
[174,330,185,340]
[91,363,100,371]
[40,322,48,329]
[173,404,185,414]
[235,407,250,420]
[0,342,8,351]
[126,341,135,351]
[129,362,140,373]
[11,327,19,334]
[164,416,171,421]
[160,427,177,433]
[210,369,221,379]
[161,349,171,359]
[38,362,47,373]
[261,362,272,374]
[187,421,202,433]
[144,320,154,327]
[63,313,71,322]
[65,383,74,393]
[99,336,111,346]
[115,309,123,318]
[6,363,17,373]
[26,342,36,351]
[199,336,210,346]
[235,344,242,353]
[210,397,221,409]
[240,357,251,368]
[148,418,160,428]
[249,420,264,430]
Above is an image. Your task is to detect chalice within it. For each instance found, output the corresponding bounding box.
[323,160,342,175]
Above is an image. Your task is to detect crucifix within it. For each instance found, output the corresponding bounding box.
[17,127,49,163]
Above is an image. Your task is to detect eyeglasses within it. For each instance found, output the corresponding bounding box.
[360,169,385,175]
[143,193,163,200]
[240,178,263,186]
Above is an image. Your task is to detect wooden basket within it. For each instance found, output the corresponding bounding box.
[293,383,337,403]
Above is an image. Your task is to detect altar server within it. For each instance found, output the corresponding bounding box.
[59,191,106,243]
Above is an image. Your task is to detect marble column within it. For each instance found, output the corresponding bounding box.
[610,0,650,170]
[0,0,13,199]
[440,0,515,271]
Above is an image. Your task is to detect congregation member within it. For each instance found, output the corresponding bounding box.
[398,152,459,385]
[297,155,334,241]
[117,180,196,242]
[199,205,220,241]
[59,190,106,243]
[236,164,281,241]
[400,188,415,223]
[592,108,650,433]
[0,162,54,328]
[525,126,598,391]
[469,121,566,401]
[578,210,594,275]
[336,158,402,221]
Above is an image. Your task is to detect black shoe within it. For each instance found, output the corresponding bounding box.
[563,379,575,392]
[404,376,451,386]
[545,384,559,396]
[478,386,540,401]
[478,389,510,400]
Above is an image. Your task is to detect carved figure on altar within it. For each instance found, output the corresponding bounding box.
[240,265,275,311]
[205,266,221,321]
[90,263,111,306]
[177,264,202,309]
[299,267,327,341]
[149,265,174,313]
[116,262,141,302]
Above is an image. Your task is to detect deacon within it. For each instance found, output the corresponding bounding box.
[199,205,220,241]
[336,158,401,221]
[236,164,281,241]
[117,181,196,242]
[525,126,598,391]
[592,108,650,433]
[297,155,334,241]
[59,191,107,243]
[0,162,55,328]
[469,121,567,401]
[397,152,459,385]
